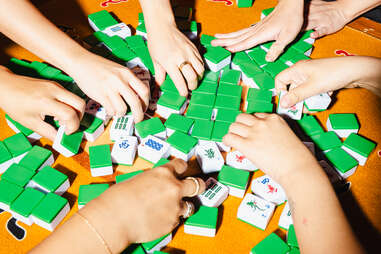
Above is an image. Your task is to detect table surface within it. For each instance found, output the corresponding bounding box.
[0,0,381,253]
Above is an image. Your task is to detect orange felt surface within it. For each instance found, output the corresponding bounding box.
[0,0,381,254]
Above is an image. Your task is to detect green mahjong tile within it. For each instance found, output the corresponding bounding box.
[10,188,45,217]
[19,146,53,172]
[279,48,301,63]
[1,164,34,187]
[157,91,186,110]
[192,80,218,95]
[93,31,109,43]
[217,84,243,98]
[261,7,274,17]
[343,133,376,157]
[4,133,32,157]
[122,244,146,254]
[287,225,299,248]
[189,93,216,107]
[32,193,68,223]
[211,121,231,142]
[60,131,83,155]
[251,233,290,254]
[218,165,249,190]
[133,47,155,74]
[54,73,74,83]
[136,22,146,33]
[142,233,171,251]
[297,115,324,136]
[246,101,273,113]
[252,72,275,90]
[262,61,289,78]
[135,117,166,138]
[288,54,310,64]
[124,35,146,49]
[89,145,112,168]
[300,30,313,41]
[185,206,218,229]
[9,58,32,69]
[237,0,253,8]
[5,114,34,136]
[0,141,12,164]
[153,251,167,254]
[190,21,197,32]
[200,34,216,47]
[39,66,62,79]
[311,132,342,151]
[31,166,68,192]
[203,70,220,83]
[204,46,231,64]
[328,114,359,130]
[103,35,127,51]
[138,12,144,23]
[115,170,144,184]
[160,76,179,94]
[215,109,241,123]
[165,114,194,133]
[248,48,268,67]
[78,184,109,206]
[0,180,24,206]
[261,41,274,51]
[247,88,272,103]
[113,47,138,61]
[214,95,241,110]
[240,61,263,78]
[288,247,300,254]
[88,10,118,30]
[81,114,103,134]
[220,69,241,85]
[167,131,198,154]
[233,51,252,66]
[191,119,214,141]
[30,61,48,72]
[291,40,313,54]
[325,148,358,174]
[186,104,213,120]
[153,158,170,168]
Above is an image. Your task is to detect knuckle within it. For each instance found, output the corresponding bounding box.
[62,108,77,120]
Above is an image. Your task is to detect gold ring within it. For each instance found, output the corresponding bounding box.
[183,201,194,218]
[178,61,191,72]
[186,177,200,197]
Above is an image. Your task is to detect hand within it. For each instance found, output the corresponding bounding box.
[0,67,85,141]
[223,113,318,185]
[66,52,150,122]
[147,24,204,96]
[211,0,304,62]
[275,56,381,108]
[80,159,206,253]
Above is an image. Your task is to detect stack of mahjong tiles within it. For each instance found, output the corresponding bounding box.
[0,133,70,231]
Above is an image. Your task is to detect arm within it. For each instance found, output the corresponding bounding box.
[0,0,148,122]
[223,113,364,253]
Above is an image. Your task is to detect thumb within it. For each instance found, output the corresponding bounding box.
[30,117,58,141]
[266,28,298,62]
[281,80,320,108]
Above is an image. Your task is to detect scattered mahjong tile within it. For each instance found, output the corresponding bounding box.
[186,104,214,120]
[167,131,198,161]
[286,54,310,66]
[136,22,147,38]
[135,117,166,140]
[78,184,109,209]
[291,40,313,56]
[5,114,41,142]
[297,114,324,137]
[325,148,359,178]
[214,95,241,111]
[153,158,170,168]
[125,35,146,49]
[159,76,179,94]
[52,126,84,157]
[237,193,276,231]
[204,46,231,72]
[31,192,69,231]
[232,52,252,68]
[111,137,138,166]
[278,202,293,230]
[103,35,128,52]
[189,93,216,107]
[277,91,303,120]
[250,232,289,254]
[215,109,240,123]
[192,79,218,95]
[198,177,228,207]
[191,119,214,141]
[218,165,250,198]
[310,131,342,152]
[28,166,69,195]
[156,91,187,119]
[262,61,289,78]
[138,135,171,164]
[4,133,32,162]
[113,47,139,64]
[89,145,113,177]
[247,48,268,67]
[287,224,299,248]
[102,23,131,39]
[252,72,275,90]
[1,164,35,187]
[0,141,14,174]
[211,121,231,151]
[88,10,118,31]
[134,47,155,74]
[327,113,359,138]
[203,70,220,83]
[142,233,172,254]
[184,206,218,237]
[246,88,273,103]
[115,170,144,184]
[217,84,243,98]
[200,34,216,47]
[19,145,54,172]
[10,187,45,225]
[110,116,134,141]
[240,61,263,78]
[219,69,241,85]
[237,0,253,8]
[226,150,257,171]
[251,175,287,205]
[261,7,274,19]
[342,133,376,166]
[164,114,194,136]
[81,113,104,142]
[304,93,332,112]
[246,101,273,113]
[279,47,301,63]
[0,180,24,211]
[195,142,224,174]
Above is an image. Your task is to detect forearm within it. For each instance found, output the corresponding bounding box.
[280,163,363,253]
[138,0,176,30]
[339,0,381,22]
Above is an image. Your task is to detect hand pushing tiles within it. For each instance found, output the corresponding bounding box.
[52,126,83,157]
[110,116,134,141]
[19,145,54,172]
[111,137,138,166]
[226,150,257,171]
[89,145,113,177]
[327,113,359,138]
[197,178,229,207]
[4,133,32,163]
[138,135,170,164]
[167,131,198,161]
[196,142,224,174]
[277,91,303,120]
[10,188,45,226]
[184,206,218,237]
[251,175,287,205]
[218,165,250,198]
[250,232,289,254]
[342,133,376,166]
[27,166,69,195]
[78,184,109,209]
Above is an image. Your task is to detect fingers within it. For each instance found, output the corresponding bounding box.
[224,28,269,52]
[54,88,86,119]
[100,97,115,117]
[179,201,195,218]
[223,132,247,149]
[127,75,151,112]
[109,93,127,117]
[30,117,58,141]
[167,66,188,97]
[154,60,166,86]
[47,100,81,135]
[180,63,198,91]
[266,27,297,62]
[190,57,205,79]
[214,27,251,39]
[281,82,318,108]
[229,122,251,138]
[235,113,257,126]
[160,158,188,175]
[181,177,206,197]
[119,86,145,123]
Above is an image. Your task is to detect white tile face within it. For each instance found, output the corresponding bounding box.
[196,142,224,174]
[342,146,367,166]
[110,116,134,141]
[216,142,231,152]
[144,234,172,253]
[304,93,331,111]
[303,142,315,155]
[237,193,275,231]
[111,137,138,166]
[88,18,100,31]
[170,146,195,162]
[138,135,170,164]
[251,175,287,205]
[226,150,258,172]
[90,165,113,177]
[0,158,14,174]
[31,203,70,232]
[228,186,246,198]
[102,23,131,39]
[136,30,147,40]
[198,178,229,207]
[12,212,33,226]
[84,124,104,142]
[278,202,293,230]
[336,165,357,179]
[204,56,231,72]
[326,119,358,138]
[52,126,76,158]
[277,91,303,120]
[6,119,41,143]
[242,73,259,89]
[184,225,216,237]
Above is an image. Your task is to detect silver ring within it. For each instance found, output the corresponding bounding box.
[186,177,200,197]
[183,201,194,219]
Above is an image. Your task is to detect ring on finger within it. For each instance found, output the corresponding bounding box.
[178,61,192,73]
[182,201,195,219]
[185,177,200,196]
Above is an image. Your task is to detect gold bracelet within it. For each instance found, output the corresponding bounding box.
[77,212,112,254]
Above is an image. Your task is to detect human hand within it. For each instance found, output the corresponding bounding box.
[211,0,304,62]
[0,67,85,141]
[80,159,206,253]
[65,52,150,122]
[223,113,319,185]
